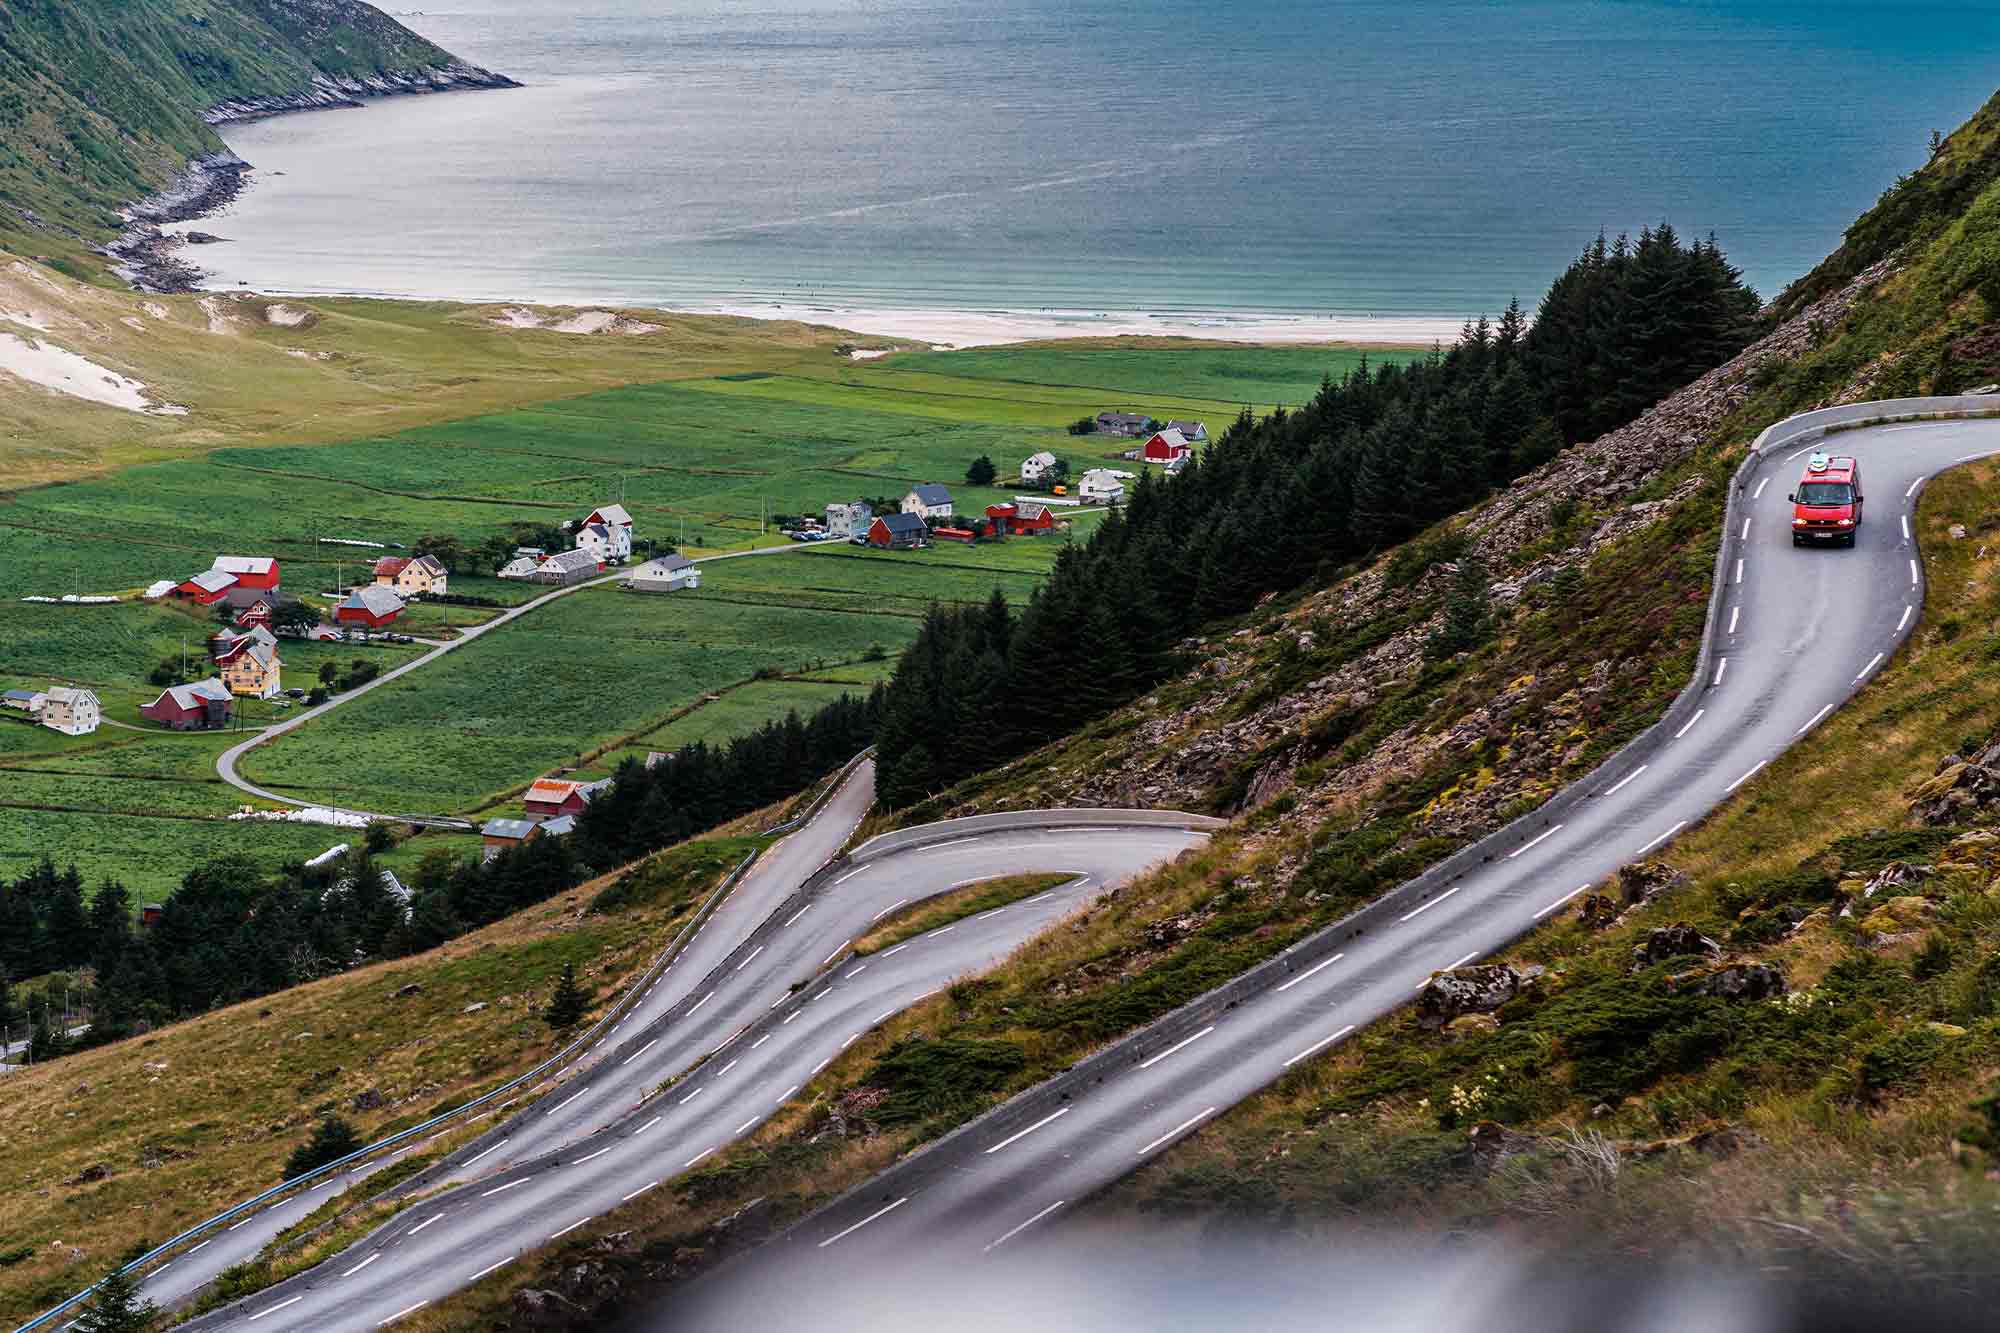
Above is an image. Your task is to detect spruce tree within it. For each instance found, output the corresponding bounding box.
[73,1263,157,1333]
[1426,555,1494,660]
[965,454,997,486]
[544,961,591,1032]
[284,1115,362,1180]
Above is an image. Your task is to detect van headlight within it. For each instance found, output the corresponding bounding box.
[1837,518,1854,527]
[1791,517,1807,527]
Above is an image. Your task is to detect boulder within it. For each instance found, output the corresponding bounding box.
[1617,861,1687,907]
[1443,1014,1499,1040]
[1859,895,1937,935]
[1632,923,1721,969]
[1926,1022,1969,1038]
[1861,861,1933,898]
[1669,961,1787,1001]
[463,1001,488,1014]
[392,982,424,999]
[1576,893,1620,929]
[512,1288,587,1329]
[1416,964,1520,1030]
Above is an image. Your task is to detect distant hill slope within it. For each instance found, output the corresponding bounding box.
[0,0,510,264]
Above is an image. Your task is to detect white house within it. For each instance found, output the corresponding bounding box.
[1078,469,1126,505]
[40,686,100,736]
[1020,451,1062,485]
[623,554,702,592]
[903,483,954,521]
[824,500,874,539]
[576,504,634,563]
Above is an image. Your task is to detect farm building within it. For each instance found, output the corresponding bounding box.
[867,512,930,550]
[374,554,449,597]
[1079,469,1126,504]
[3,689,43,714]
[334,585,407,628]
[177,568,238,604]
[902,483,954,521]
[934,526,975,543]
[524,778,592,819]
[987,501,1056,536]
[215,632,283,699]
[540,814,578,837]
[532,548,602,586]
[1095,411,1152,437]
[41,687,100,736]
[1142,428,1194,464]
[624,554,701,592]
[576,503,634,563]
[142,679,234,730]
[1166,420,1209,443]
[824,500,874,539]
[481,817,542,861]
[142,580,177,601]
[496,551,543,579]
[211,555,280,591]
[1020,451,1059,484]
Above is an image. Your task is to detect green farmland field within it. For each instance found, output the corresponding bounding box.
[876,345,1421,410]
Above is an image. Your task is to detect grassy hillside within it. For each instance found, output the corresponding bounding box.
[0,0,482,262]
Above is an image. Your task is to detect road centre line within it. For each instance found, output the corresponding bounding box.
[1138,1107,1219,1155]
[817,1197,908,1248]
[1603,765,1648,797]
[736,945,764,971]
[869,898,910,923]
[752,1034,772,1050]
[573,1147,611,1165]
[882,943,910,956]
[468,1257,513,1282]
[1713,656,1728,686]
[550,1219,589,1241]
[1728,605,1740,634]
[247,1295,302,1321]
[1138,1026,1215,1070]
[1856,651,1885,681]
[1398,885,1462,923]
[1637,821,1688,855]
[1282,1024,1358,1070]
[1796,703,1834,736]
[984,1199,1067,1253]
[622,1039,658,1067]
[1508,824,1563,858]
[1674,708,1705,739]
[1753,477,1770,499]
[785,905,810,927]
[984,1107,1071,1154]
[621,1181,659,1202]
[548,1092,584,1117]
[680,1086,705,1105]
[1275,952,1345,993]
[1733,559,1743,585]
[687,991,714,1016]
[1740,517,1750,540]
[480,1179,529,1198]
[341,1253,379,1278]
[380,1301,428,1327]
[1533,884,1593,920]
[635,1116,661,1134]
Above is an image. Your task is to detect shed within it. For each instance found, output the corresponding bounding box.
[481,817,542,861]
[867,512,930,549]
[623,553,701,593]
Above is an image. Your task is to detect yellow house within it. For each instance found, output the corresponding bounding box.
[374,554,449,597]
[217,635,282,700]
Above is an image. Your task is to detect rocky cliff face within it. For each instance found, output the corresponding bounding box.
[203,61,520,125]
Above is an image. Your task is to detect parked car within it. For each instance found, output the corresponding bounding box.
[284,687,306,698]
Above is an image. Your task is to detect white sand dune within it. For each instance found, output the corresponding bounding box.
[697,303,1464,349]
[265,303,313,327]
[0,332,187,415]
[493,306,662,335]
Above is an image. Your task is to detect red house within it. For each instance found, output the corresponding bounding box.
[986,501,1056,536]
[210,556,281,591]
[334,585,406,628]
[524,779,590,819]
[140,679,235,731]
[1141,429,1193,464]
[234,598,274,628]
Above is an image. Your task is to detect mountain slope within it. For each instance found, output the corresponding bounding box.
[0,0,509,266]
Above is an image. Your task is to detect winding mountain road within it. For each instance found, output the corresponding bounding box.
[33,403,2000,1332]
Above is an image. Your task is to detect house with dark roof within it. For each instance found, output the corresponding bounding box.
[902,483,954,521]
[576,504,634,562]
[1166,420,1209,443]
[2,688,43,714]
[532,548,602,585]
[623,553,701,592]
[866,512,930,550]
[1095,411,1152,437]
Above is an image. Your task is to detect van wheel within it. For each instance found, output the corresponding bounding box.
[1844,532,1857,548]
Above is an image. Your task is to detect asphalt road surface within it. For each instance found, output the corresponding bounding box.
[66,413,2000,1331]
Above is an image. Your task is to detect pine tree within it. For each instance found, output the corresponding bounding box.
[73,1263,158,1333]
[1426,555,1494,660]
[284,1115,362,1180]
[544,961,591,1032]
[965,454,997,486]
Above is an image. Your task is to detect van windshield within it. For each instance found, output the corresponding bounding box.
[1797,482,1854,506]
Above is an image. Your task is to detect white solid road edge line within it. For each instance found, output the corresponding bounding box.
[869,897,910,923]
[1897,604,1914,633]
[480,1178,529,1198]
[1275,951,1345,993]
[1725,760,1768,794]
[621,1180,660,1202]
[1282,1023,1358,1069]
[984,1106,1072,1154]
[818,1196,909,1248]
[1138,1106,1219,1155]
[549,1218,590,1241]
[468,1256,513,1282]
[1507,824,1563,859]
[1795,703,1834,736]
[379,1300,429,1327]
[1137,1025,1215,1070]
[1911,558,1920,586]
[984,1199,1067,1252]
[1533,883,1594,920]
[247,1295,303,1321]
[1856,651,1885,681]
[1397,884,1462,923]
[462,1138,509,1167]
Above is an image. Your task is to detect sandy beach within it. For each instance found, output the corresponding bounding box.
[691,303,1463,349]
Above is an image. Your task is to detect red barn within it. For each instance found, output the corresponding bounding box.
[1141,428,1193,464]
[140,679,235,731]
[334,585,407,628]
[986,501,1056,536]
[524,779,590,819]
[210,556,281,591]
[176,568,238,605]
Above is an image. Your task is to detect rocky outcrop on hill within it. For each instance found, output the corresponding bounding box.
[203,62,520,124]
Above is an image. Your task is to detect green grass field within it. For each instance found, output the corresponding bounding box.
[8,340,1387,884]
